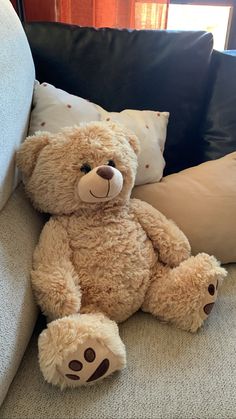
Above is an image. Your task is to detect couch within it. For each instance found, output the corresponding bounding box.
[1,1,236,417]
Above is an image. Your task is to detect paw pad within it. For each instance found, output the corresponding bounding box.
[69,360,83,371]
[208,284,215,296]
[87,359,110,382]
[65,347,110,383]
[204,302,215,315]
[84,348,96,363]
[65,373,80,380]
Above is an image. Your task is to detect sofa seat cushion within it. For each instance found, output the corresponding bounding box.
[1,264,236,418]
[0,184,44,406]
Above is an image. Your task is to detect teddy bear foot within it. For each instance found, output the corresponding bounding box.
[38,313,126,389]
[58,336,123,387]
[194,254,227,330]
[175,253,227,332]
[143,253,227,333]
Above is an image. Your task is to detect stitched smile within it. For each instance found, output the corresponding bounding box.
[90,181,110,199]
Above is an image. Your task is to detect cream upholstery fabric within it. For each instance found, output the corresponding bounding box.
[0,184,44,405]
[0,0,35,211]
[132,153,236,264]
[1,264,236,418]
[0,1,39,405]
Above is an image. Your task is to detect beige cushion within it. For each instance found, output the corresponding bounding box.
[28,82,169,186]
[132,152,236,263]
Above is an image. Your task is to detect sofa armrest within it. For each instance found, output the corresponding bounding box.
[0,184,43,406]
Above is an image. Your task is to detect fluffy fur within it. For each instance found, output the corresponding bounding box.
[17,121,227,388]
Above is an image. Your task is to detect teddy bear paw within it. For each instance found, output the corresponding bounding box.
[38,313,126,388]
[201,277,219,318]
[58,337,123,387]
[199,256,227,318]
[189,253,227,332]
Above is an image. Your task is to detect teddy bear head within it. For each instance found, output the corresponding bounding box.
[16,121,140,214]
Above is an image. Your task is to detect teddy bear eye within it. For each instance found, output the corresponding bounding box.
[107,160,116,168]
[80,163,92,174]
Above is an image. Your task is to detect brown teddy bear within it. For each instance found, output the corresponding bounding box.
[17,121,226,389]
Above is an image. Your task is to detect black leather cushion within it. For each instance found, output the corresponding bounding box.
[24,23,213,174]
[201,51,236,161]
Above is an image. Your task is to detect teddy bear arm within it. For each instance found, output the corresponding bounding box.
[130,198,191,267]
[31,217,81,319]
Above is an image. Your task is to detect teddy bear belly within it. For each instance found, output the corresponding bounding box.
[71,224,157,323]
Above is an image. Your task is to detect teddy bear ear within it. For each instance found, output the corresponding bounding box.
[108,121,140,156]
[16,131,50,178]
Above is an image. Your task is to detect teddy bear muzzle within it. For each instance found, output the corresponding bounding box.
[78,165,123,203]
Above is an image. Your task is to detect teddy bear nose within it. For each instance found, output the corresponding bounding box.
[96,166,114,180]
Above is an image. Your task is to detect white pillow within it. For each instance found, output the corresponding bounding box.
[29,82,169,186]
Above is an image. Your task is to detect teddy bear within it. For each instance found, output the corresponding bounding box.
[16,121,227,389]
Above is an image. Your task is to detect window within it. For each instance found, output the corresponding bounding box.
[168,4,231,50]
[168,1,236,50]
